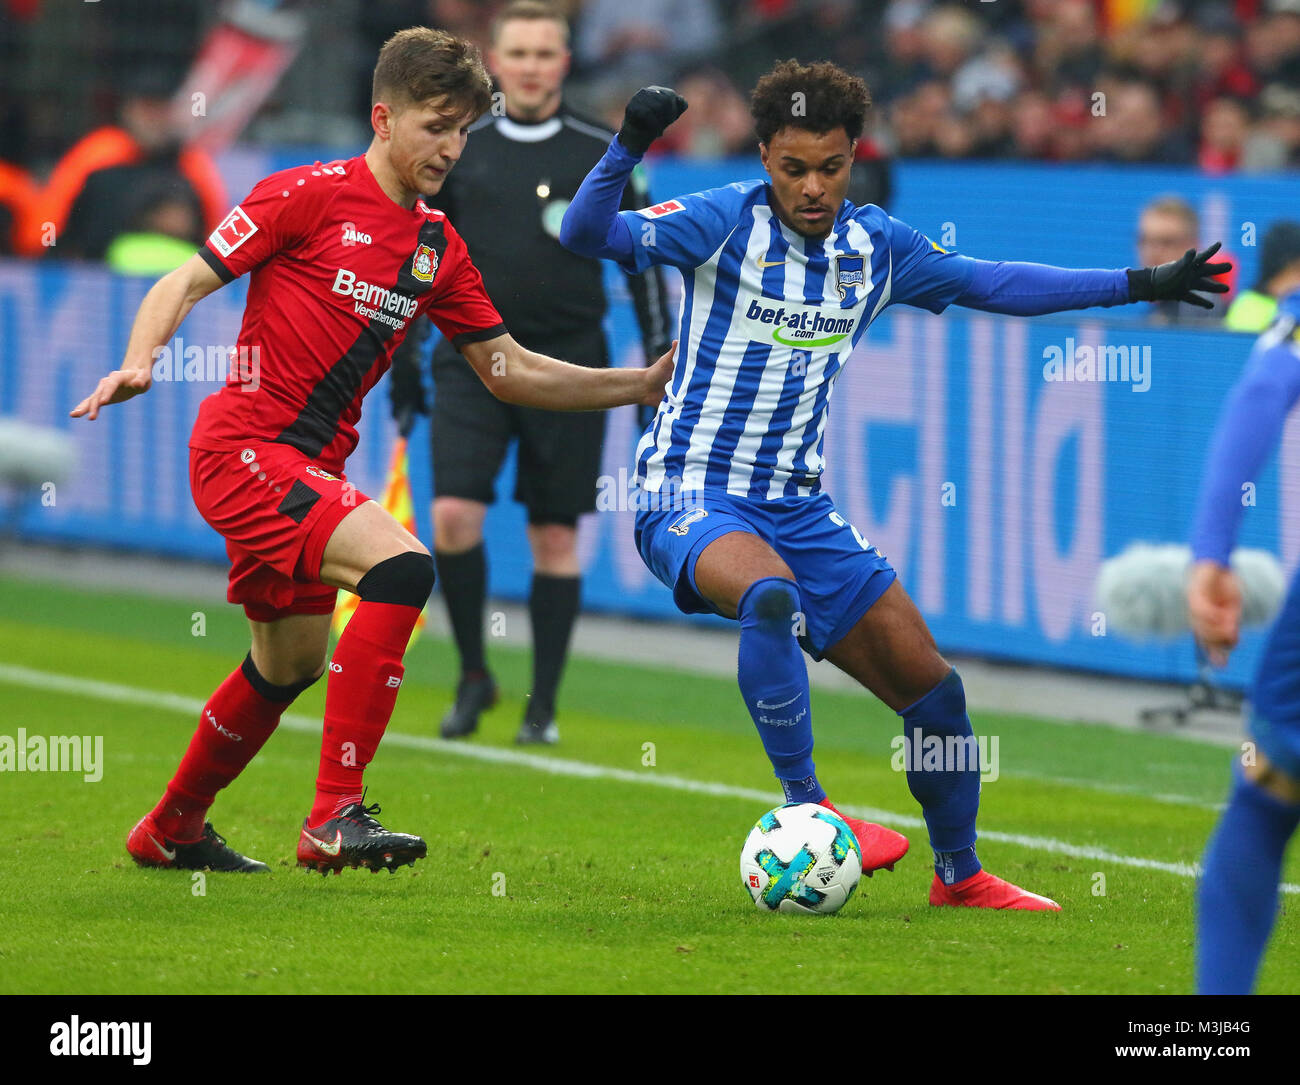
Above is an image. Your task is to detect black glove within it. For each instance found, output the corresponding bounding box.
[1128,242,1232,310]
[393,399,422,440]
[618,86,688,156]
[390,319,430,439]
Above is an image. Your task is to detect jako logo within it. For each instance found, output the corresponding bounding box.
[340,222,371,246]
[206,710,242,742]
[50,1016,151,1066]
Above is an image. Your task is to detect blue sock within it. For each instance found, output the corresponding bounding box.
[900,668,982,884]
[736,577,824,805]
[1197,762,1300,994]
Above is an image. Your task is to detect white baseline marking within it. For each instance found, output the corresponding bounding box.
[997,770,1224,812]
[2,662,1292,892]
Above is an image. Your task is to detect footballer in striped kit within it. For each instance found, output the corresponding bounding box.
[563,63,1228,910]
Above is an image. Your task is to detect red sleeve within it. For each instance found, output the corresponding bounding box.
[198,164,334,282]
[422,220,506,350]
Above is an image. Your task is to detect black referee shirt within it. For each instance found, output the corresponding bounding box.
[400,105,673,368]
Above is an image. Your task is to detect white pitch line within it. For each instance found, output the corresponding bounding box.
[997,770,1225,812]
[2,661,1294,893]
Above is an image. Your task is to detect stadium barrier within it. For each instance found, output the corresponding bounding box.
[4,155,1299,687]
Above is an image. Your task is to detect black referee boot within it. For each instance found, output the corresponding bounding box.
[515,702,559,746]
[440,670,498,738]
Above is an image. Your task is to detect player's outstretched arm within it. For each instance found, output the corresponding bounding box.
[70,254,225,419]
[952,244,1232,316]
[461,334,674,411]
[892,208,1233,317]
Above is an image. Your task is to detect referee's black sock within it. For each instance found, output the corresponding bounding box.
[528,573,581,722]
[435,544,488,676]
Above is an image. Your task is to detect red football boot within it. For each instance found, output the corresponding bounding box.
[127,813,268,872]
[929,869,1060,911]
[297,798,426,874]
[818,798,909,876]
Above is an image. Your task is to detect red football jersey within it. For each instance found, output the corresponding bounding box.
[189,154,505,470]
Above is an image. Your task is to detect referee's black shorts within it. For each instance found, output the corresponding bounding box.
[430,327,610,526]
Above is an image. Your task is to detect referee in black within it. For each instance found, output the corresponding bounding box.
[390,0,673,745]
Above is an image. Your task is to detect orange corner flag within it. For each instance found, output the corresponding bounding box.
[331,437,428,648]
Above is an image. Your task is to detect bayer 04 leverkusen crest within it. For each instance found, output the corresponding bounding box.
[411,243,438,283]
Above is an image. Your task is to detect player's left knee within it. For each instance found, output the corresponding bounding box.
[241,652,322,704]
[356,550,436,607]
[900,667,968,728]
[738,577,802,635]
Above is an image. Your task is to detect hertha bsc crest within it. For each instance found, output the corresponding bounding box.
[667,508,708,536]
[835,254,865,301]
[411,243,438,283]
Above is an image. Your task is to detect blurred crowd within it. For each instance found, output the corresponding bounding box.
[1,0,1299,325]
[397,0,1300,169]
[873,0,1300,170]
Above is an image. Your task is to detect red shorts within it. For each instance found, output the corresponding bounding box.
[189,442,371,622]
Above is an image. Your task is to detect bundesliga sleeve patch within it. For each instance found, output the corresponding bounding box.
[638,200,685,219]
[208,206,259,257]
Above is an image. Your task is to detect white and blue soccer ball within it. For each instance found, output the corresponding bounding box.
[740,802,862,915]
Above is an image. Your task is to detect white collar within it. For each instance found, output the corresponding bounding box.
[495,115,563,142]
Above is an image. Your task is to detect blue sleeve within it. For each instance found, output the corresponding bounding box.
[559,137,742,273]
[955,259,1131,315]
[886,217,1132,315]
[613,187,740,272]
[887,218,978,313]
[1190,304,1300,565]
[558,135,640,271]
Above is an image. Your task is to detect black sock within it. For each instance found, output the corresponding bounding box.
[528,573,580,721]
[435,544,487,675]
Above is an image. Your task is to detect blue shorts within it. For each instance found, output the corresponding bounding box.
[634,490,897,661]
[1248,563,1300,780]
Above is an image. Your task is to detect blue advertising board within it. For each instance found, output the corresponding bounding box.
[4,154,1296,688]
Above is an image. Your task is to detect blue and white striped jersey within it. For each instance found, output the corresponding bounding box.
[617,180,977,500]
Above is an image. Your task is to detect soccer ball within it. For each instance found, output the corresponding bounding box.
[740,802,862,915]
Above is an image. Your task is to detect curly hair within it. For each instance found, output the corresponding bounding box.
[750,59,870,145]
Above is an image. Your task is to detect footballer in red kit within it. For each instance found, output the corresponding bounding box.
[70,28,674,875]
[188,153,505,621]
[190,155,506,472]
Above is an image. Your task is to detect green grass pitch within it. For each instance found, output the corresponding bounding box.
[1,573,1296,994]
